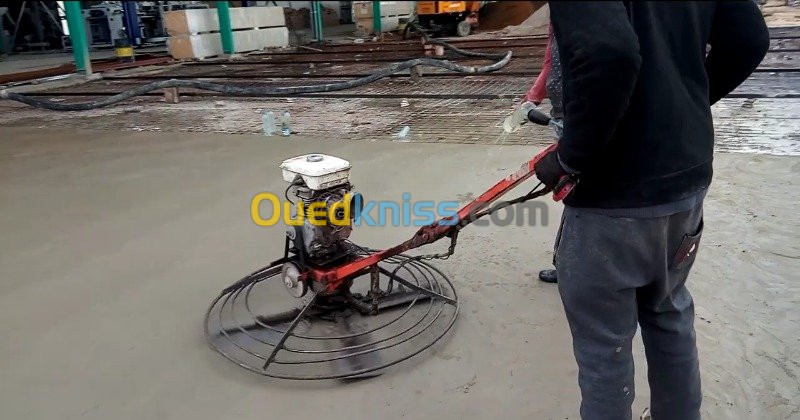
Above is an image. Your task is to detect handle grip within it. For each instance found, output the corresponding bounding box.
[552,175,576,202]
[527,108,551,126]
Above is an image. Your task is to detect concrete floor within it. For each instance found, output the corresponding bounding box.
[0,127,797,419]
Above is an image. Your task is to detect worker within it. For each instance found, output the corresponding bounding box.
[515,2,769,419]
[507,23,564,284]
[531,24,563,284]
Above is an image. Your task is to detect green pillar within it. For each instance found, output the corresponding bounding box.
[311,1,323,41]
[64,1,91,75]
[216,1,235,55]
[372,1,382,34]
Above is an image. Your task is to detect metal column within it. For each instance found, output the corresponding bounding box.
[216,1,235,55]
[0,10,6,55]
[64,1,91,75]
[121,1,142,46]
[29,2,45,46]
[311,1,323,42]
[372,1,382,34]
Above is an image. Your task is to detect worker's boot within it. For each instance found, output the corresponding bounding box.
[538,268,558,283]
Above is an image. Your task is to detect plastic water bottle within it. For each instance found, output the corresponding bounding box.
[261,110,276,136]
[280,111,291,136]
[396,125,411,139]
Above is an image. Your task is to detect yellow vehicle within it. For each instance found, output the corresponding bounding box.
[415,1,483,37]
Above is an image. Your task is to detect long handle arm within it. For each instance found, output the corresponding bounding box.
[307,109,555,289]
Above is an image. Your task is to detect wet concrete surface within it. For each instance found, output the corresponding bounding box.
[0,127,797,419]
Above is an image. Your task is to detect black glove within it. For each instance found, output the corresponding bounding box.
[534,149,569,190]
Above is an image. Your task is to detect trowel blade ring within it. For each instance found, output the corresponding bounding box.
[204,251,459,380]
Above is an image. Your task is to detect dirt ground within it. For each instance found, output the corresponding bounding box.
[761,2,800,27]
[478,1,545,31]
[0,127,797,419]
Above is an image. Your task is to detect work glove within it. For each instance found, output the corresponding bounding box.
[534,148,566,190]
[534,148,577,203]
[502,101,536,133]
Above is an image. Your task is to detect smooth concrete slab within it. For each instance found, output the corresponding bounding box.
[0,127,797,419]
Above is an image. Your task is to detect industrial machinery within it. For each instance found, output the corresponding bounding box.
[205,109,569,380]
[83,4,126,47]
[2,1,64,52]
[139,1,209,43]
[415,1,484,37]
[77,1,208,48]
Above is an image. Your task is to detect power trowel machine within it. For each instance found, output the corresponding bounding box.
[205,107,571,380]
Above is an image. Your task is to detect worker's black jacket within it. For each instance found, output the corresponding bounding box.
[548,1,769,208]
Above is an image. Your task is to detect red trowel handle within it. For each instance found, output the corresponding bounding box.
[527,108,575,201]
[553,175,576,201]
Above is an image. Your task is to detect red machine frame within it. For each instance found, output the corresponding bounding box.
[303,142,566,293]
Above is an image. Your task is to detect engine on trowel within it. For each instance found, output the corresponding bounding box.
[278,154,361,297]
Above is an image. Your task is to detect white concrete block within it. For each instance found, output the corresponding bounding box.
[379,1,415,17]
[352,1,414,19]
[352,1,413,32]
[164,9,219,35]
[167,27,289,59]
[229,7,286,30]
[356,15,407,33]
[164,7,286,35]
[233,27,290,52]
[167,33,222,59]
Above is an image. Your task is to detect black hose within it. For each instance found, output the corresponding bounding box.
[406,21,503,60]
[1,35,512,111]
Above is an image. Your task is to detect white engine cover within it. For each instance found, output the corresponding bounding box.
[280,154,351,190]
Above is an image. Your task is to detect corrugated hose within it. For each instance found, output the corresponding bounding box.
[0,32,512,111]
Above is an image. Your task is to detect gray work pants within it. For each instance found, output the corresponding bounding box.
[555,204,704,420]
